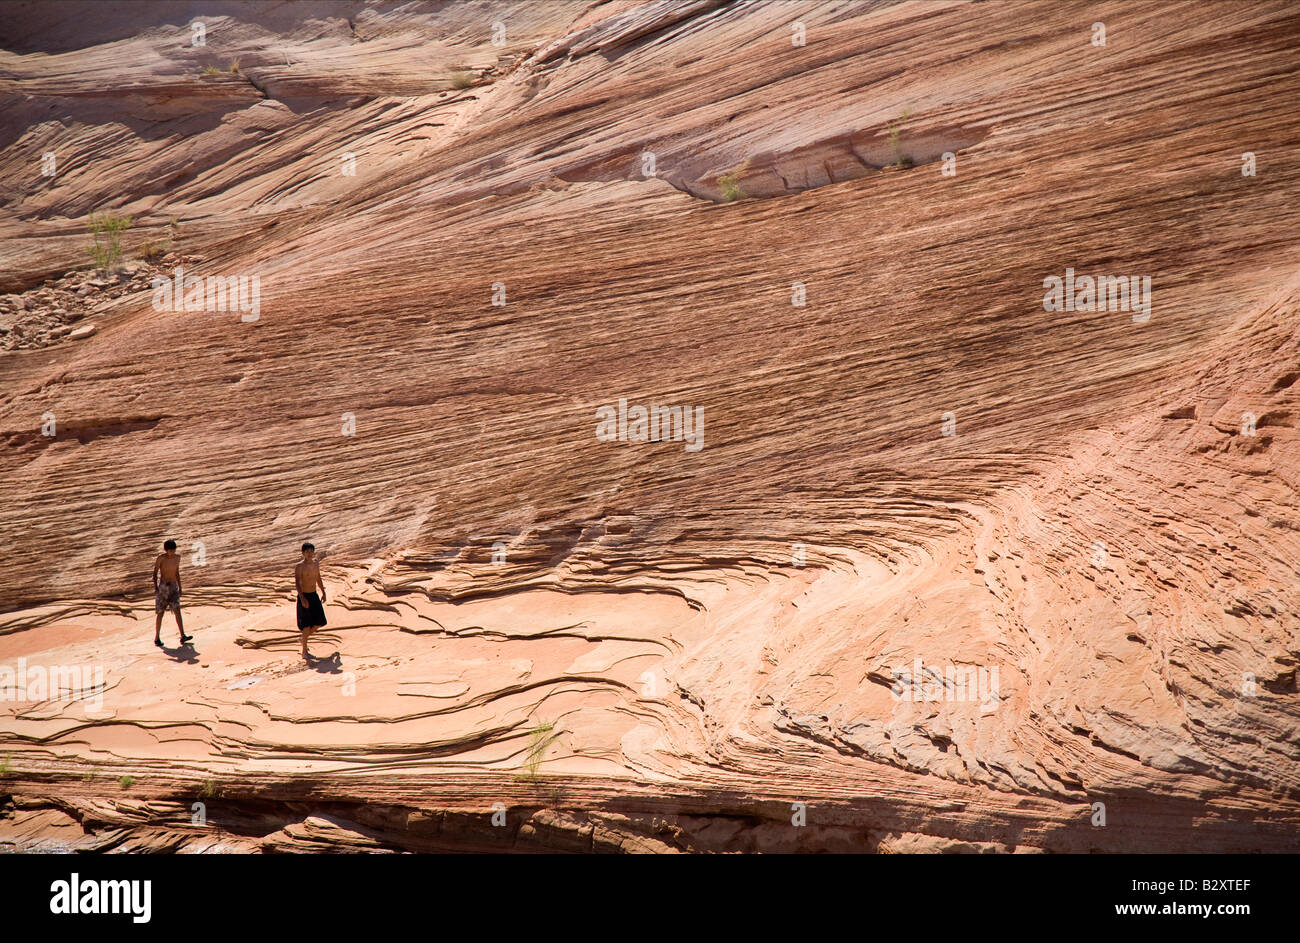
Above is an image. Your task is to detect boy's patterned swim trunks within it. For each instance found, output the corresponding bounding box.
[155,580,181,613]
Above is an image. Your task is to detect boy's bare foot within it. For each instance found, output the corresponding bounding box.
[154,638,164,648]
[180,633,193,644]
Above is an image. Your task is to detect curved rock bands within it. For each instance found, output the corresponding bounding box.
[2,1,1300,852]
[558,125,988,202]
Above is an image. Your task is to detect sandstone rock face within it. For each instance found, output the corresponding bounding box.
[1,1,1298,853]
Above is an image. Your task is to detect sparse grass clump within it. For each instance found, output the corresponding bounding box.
[0,754,12,777]
[199,779,218,799]
[449,71,475,90]
[200,65,221,76]
[717,171,743,203]
[227,59,240,73]
[118,775,135,790]
[137,237,170,261]
[717,158,751,202]
[518,721,558,782]
[86,211,132,271]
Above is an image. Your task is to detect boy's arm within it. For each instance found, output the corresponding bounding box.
[317,569,326,602]
[295,564,306,607]
[152,556,160,590]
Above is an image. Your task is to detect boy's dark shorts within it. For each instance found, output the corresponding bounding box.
[297,592,327,630]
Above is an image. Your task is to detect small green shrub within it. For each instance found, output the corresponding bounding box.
[118,775,135,790]
[86,212,132,271]
[0,754,11,777]
[717,171,743,203]
[199,779,218,799]
[519,721,558,781]
[200,65,221,76]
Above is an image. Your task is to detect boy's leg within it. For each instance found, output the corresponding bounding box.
[174,606,190,642]
[154,608,164,644]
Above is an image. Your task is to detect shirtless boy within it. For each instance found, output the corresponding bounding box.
[153,539,191,647]
[295,542,328,659]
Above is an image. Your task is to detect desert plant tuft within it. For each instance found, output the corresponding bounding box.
[199,779,218,799]
[717,171,743,203]
[137,238,170,260]
[227,59,240,73]
[200,65,221,76]
[86,212,132,271]
[518,721,558,781]
[0,754,11,777]
[449,71,475,90]
[119,775,135,789]
[888,107,914,166]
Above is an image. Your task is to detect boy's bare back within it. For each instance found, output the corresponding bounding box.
[156,553,181,582]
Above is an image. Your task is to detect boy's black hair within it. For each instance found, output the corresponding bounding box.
[302,542,315,552]
[163,539,177,551]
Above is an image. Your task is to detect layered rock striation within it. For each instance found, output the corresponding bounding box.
[1,0,1298,852]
